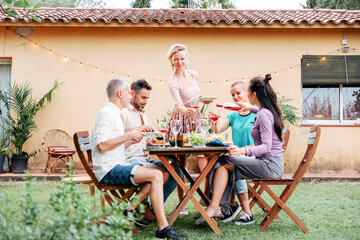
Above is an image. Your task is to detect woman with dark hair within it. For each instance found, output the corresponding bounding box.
[195,74,284,226]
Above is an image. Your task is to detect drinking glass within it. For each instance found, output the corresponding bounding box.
[170,120,181,148]
[190,98,200,111]
[198,119,209,134]
[209,109,219,134]
[159,121,168,148]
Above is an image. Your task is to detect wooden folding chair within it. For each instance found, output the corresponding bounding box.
[73,131,139,208]
[247,126,321,233]
[42,129,77,174]
[248,128,291,213]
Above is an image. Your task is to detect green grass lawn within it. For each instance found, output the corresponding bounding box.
[1,180,359,239]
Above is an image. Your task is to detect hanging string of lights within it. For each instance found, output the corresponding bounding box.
[6,27,360,85]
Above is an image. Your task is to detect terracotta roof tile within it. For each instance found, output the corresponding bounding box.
[0,8,359,26]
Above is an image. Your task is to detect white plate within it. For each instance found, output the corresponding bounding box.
[199,96,217,103]
[145,132,159,137]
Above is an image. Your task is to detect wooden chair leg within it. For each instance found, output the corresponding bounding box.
[89,183,95,196]
[100,195,105,208]
[260,184,309,233]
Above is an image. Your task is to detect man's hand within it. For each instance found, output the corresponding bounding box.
[137,125,154,132]
[126,127,146,142]
[146,137,157,146]
[227,144,246,157]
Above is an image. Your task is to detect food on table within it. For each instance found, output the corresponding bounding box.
[156,140,164,145]
[207,135,226,142]
[188,133,207,147]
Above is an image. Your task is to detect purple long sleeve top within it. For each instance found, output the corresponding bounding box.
[245,106,284,158]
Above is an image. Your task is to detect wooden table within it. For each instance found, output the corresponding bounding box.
[144,146,228,234]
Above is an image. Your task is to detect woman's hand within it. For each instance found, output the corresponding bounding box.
[227,144,246,157]
[179,106,196,117]
[208,110,220,119]
[235,102,251,112]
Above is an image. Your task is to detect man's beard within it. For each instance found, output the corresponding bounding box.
[133,101,143,111]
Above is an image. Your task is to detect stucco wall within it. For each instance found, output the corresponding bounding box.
[1,25,359,173]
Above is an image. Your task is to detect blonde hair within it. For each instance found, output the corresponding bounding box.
[167,44,188,68]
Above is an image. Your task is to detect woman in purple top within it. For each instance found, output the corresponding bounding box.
[196,74,284,226]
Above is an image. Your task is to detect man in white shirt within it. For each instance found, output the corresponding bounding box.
[122,79,183,205]
[92,78,186,239]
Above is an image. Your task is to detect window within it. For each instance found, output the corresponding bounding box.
[301,55,360,125]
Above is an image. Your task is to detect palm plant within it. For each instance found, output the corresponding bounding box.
[0,80,61,156]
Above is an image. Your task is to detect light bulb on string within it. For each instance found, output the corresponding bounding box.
[48,49,52,54]
[225,80,229,84]
[64,56,68,61]
[290,67,294,71]
[34,42,37,47]
[209,81,212,85]
[111,71,114,75]
[306,62,310,67]
[274,71,278,75]
[79,62,82,66]
[127,75,131,81]
[95,67,98,71]
[160,80,163,84]
[321,56,326,61]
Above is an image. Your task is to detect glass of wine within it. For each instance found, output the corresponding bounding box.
[190,98,200,111]
[209,109,219,134]
[159,121,168,148]
[170,120,181,148]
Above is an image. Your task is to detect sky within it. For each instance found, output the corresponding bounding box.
[105,0,308,9]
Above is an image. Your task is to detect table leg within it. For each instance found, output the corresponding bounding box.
[173,156,210,206]
[159,154,222,234]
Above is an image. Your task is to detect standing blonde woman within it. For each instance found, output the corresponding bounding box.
[166,44,204,215]
[166,44,203,140]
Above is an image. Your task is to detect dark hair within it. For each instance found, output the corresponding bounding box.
[249,74,283,140]
[131,79,152,93]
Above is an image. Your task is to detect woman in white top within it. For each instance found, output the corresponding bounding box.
[166,44,203,140]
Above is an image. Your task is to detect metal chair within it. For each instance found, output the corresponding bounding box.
[42,129,76,174]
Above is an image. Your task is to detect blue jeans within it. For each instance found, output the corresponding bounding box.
[100,164,141,186]
[129,159,183,202]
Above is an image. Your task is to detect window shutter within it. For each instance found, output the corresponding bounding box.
[302,55,360,85]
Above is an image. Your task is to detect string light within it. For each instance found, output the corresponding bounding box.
[5,27,349,85]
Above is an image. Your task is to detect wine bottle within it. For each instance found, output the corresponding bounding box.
[216,103,242,111]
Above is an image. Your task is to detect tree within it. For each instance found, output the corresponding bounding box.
[28,0,107,8]
[302,0,360,10]
[130,0,152,8]
[0,0,42,21]
[170,0,235,9]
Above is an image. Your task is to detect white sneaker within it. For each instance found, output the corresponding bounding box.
[235,212,254,225]
[179,206,189,216]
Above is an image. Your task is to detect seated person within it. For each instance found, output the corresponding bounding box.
[92,78,186,239]
[122,79,183,218]
[204,81,255,223]
[197,74,284,226]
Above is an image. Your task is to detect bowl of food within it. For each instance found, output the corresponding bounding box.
[188,133,207,148]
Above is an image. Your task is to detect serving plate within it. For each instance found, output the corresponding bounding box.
[199,96,217,103]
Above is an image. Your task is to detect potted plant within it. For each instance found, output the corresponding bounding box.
[0,80,61,173]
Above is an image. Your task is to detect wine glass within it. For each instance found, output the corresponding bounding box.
[170,120,181,148]
[190,98,200,111]
[158,121,168,148]
[208,109,219,134]
[198,119,209,134]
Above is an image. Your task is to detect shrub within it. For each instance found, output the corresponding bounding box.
[0,169,137,240]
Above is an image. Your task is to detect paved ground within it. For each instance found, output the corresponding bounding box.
[0,171,359,182]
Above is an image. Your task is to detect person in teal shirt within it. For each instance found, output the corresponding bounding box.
[202,82,255,224]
